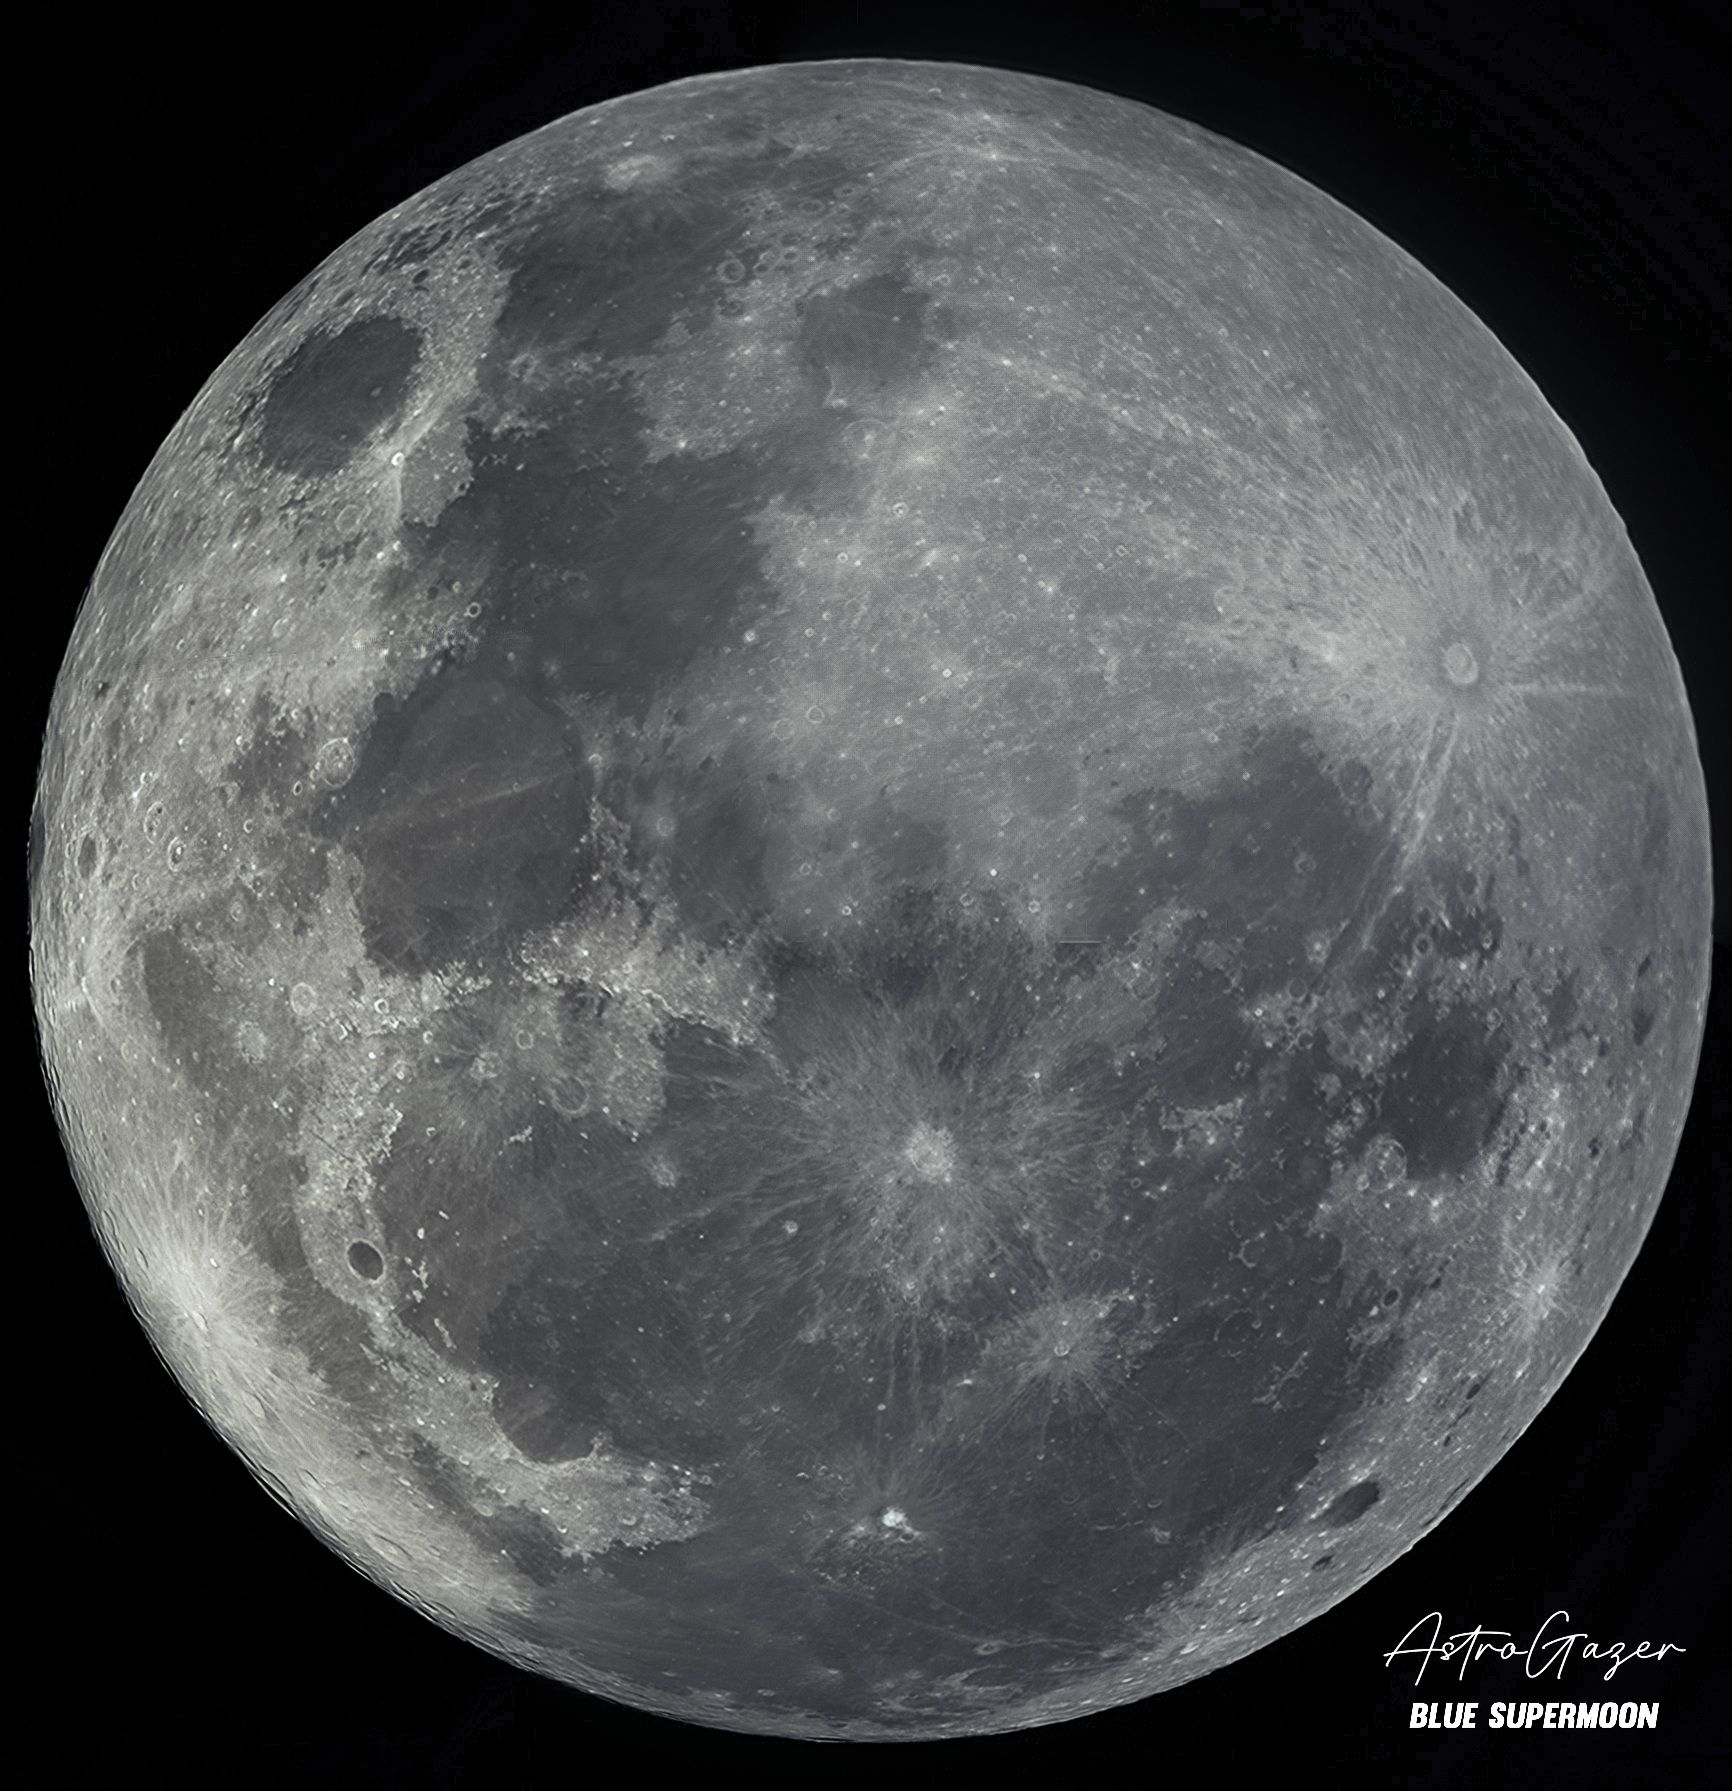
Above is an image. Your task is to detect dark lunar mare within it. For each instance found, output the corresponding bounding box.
[345,714,1512,1717]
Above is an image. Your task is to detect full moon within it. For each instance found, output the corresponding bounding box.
[29,61,1710,1738]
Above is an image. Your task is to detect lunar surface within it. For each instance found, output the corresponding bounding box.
[29,61,1711,1738]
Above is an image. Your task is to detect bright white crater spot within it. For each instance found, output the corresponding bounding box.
[904,1121,957,1183]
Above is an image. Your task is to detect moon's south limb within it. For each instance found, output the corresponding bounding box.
[28,61,1711,1738]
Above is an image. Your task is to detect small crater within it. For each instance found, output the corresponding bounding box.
[602,151,676,191]
[313,737,357,789]
[1320,1479,1381,1526]
[347,1240,385,1280]
[550,1075,590,1119]
[1361,1134,1407,1190]
[903,1121,957,1184]
[1441,641,1479,686]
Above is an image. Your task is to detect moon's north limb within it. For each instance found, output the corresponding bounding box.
[28,59,1711,1739]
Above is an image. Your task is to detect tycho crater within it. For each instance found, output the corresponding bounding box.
[28,60,1711,1739]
